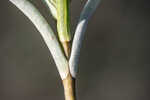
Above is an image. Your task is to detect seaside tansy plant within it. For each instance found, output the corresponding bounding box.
[9,0,101,100]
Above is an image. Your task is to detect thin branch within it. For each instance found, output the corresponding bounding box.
[9,0,69,79]
[69,0,102,78]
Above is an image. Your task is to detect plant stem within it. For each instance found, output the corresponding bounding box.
[62,39,76,100]
[62,73,76,100]
[62,42,71,58]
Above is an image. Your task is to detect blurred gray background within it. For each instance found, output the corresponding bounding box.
[0,0,150,100]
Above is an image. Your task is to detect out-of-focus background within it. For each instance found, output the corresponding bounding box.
[0,0,150,100]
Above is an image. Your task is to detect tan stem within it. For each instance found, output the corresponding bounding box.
[62,41,71,58]
[62,73,76,100]
[62,40,76,100]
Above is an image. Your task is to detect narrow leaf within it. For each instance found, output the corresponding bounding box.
[69,0,102,78]
[10,0,69,79]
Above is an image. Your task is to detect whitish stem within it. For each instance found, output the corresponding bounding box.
[69,0,102,78]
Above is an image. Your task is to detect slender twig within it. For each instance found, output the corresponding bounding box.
[9,0,69,79]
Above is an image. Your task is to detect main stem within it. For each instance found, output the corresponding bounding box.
[62,42,76,100]
[63,73,76,100]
